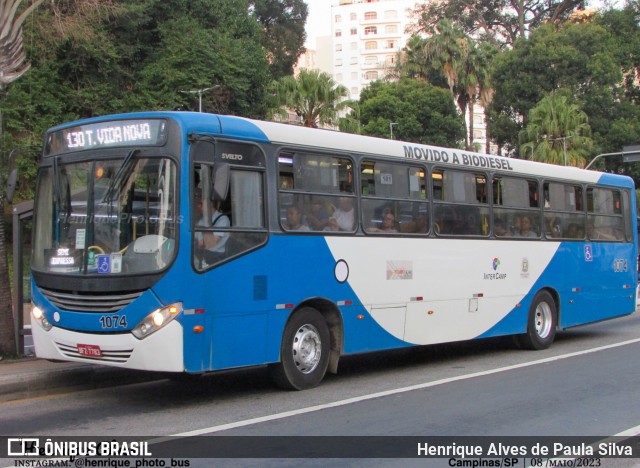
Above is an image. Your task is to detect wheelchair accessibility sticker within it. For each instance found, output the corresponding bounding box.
[97,254,111,273]
[584,245,593,262]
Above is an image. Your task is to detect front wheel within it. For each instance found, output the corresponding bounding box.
[517,290,557,350]
[270,307,330,390]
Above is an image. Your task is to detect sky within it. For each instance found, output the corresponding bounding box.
[303,0,332,49]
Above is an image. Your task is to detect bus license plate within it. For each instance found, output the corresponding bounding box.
[77,343,102,357]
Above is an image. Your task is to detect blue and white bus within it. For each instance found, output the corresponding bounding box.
[30,112,638,390]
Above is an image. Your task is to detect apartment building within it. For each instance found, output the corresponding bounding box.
[331,0,415,101]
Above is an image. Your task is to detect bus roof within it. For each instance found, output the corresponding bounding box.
[46,111,634,189]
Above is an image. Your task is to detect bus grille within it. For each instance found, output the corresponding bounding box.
[39,288,144,312]
[55,342,133,363]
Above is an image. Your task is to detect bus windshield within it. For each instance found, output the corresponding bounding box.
[32,155,178,275]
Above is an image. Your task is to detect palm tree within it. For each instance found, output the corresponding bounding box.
[519,92,593,167]
[394,35,429,81]
[272,69,349,128]
[0,0,44,355]
[423,19,466,95]
[424,21,497,152]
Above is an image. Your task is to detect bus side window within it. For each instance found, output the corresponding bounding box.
[434,168,488,236]
[493,175,540,239]
[279,151,356,233]
[361,160,427,235]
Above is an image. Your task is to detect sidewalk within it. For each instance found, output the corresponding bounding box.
[0,357,165,403]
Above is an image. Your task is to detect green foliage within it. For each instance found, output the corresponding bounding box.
[490,8,640,168]
[518,91,593,166]
[251,0,308,80]
[358,79,465,147]
[272,69,348,128]
[0,0,307,202]
[413,0,585,47]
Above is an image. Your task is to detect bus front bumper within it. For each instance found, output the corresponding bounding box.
[31,320,184,372]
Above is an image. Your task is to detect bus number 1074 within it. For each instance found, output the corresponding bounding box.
[99,315,128,329]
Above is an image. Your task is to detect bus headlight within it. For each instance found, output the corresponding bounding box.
[31,304,52,331]
[132,303,182,340]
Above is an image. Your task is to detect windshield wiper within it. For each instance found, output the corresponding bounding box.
[102,149,139,204]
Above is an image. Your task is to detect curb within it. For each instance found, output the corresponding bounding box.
[0,359,165,403]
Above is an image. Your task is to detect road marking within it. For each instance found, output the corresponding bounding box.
[168,337,640,437]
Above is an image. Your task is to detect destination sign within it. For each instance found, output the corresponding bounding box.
[44,119,167,156]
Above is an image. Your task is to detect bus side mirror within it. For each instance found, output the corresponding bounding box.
[6,168,18,203]
[212,163,229,201]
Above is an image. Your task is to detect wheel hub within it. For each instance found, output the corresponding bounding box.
[292,324,322,374]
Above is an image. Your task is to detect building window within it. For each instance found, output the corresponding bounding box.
[364,11,377,20]
[384,10,398,19]
[385,55,396,65]
[336,44,342,52]
[386,40,396,49]
[365,56,377,65]
[335,15,342,23]
[335,30,342,37]
[350,56,359,65]
[365,71,378,80]
[336,73,343,81]
[364,26,377,35]
[385,25,398,34]
[350,28,357,35]
[336,58,343,66]
[351,72,358,80]
[365,41,377,50]
[351,87,358,95]
[350,13,357,21]
[350,42,358,50]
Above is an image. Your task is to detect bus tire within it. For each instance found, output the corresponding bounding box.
[270,307,330,390]
[517,290,557,350]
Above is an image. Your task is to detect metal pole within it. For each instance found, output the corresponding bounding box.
[179,86,219,113]
[585,151,624,170]
[390,122,398,140]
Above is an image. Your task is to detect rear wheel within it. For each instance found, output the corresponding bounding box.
[517,290,557,350]
[270,307,330,390]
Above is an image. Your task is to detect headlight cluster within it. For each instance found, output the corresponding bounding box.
[132,303,182,340]
[31,305,53,331]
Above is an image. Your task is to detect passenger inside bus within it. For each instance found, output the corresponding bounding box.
[514,214,538,238]
[304,198,330,231]
[494,218,511,237]
[195,189,230,262]
[368,207,398,233]
[331,197,355,231]
[284,204,311,231]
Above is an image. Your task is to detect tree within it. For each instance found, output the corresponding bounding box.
[519,91,593,166]
[251,0,308,80]
[457,38,497,151]
[0,0,45,355]
[272,69,348,128]
[489,17,632,158]
[423,19,466,95]
[412,0,586,48]
[338,100,362,135]
[358,79,465,147]
[422,21,497,151]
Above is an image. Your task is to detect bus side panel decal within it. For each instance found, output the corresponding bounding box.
[324,237,561,345]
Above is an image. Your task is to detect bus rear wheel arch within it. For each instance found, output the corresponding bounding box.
[517,289,558,350]
[270,307,331,390]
